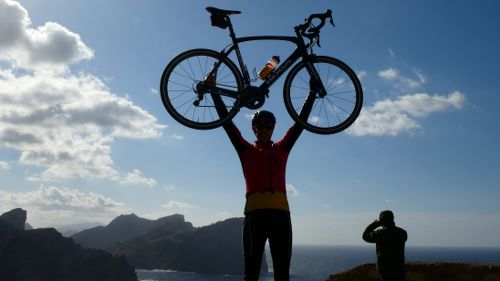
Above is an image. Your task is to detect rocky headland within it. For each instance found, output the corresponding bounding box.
[327,262,500,281]
[0,208,137,281]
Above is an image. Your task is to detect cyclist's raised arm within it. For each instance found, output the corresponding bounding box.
[211,94,248,153]
[298,90,316,122]
[278,90,316,152]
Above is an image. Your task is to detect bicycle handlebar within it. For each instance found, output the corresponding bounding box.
[295,10,335,47]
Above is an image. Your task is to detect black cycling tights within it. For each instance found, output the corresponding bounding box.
[243,210,292,281]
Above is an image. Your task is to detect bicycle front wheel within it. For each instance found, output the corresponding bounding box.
[160,48,243,130]
[283,56,363,135]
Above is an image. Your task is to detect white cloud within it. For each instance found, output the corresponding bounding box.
[378,67,427,93]
[357,70,367,80]
[348,91,465,136]
[0,0,166,181]
[0,185,130,227]
[162,200,199,210]
[0,0,93,69]
[286,183,300,196]
[0,160,10,170]
[150,88,158,95]
[162,184,176,191]
[172,134,184,140]
[378,68,398,80]
[0,70,165,181]
[119,169,157,187]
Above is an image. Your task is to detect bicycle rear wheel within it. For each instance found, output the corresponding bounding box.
[160,48,243,130]
[283,56,363,135]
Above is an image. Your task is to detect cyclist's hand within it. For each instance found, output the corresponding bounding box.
[309,77,319,98]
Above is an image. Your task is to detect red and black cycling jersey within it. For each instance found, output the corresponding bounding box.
[211,91,315,212]
[222,123,303,194]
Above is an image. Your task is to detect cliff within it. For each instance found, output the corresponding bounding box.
[0,208,137,281]
[326,262,500,281]
[72,214,268,275]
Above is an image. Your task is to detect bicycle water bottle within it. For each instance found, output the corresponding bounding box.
[257,56,280,79]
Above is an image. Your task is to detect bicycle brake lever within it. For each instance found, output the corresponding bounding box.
[330,17,335,27]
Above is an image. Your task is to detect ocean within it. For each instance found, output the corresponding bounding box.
[136,245,500,281]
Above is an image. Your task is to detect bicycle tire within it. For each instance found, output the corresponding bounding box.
[283,56,363,135]
[160,48,243,130]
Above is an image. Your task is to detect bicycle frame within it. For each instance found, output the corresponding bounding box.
[210,24,327,100]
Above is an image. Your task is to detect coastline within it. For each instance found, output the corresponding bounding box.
[327,262,500,281]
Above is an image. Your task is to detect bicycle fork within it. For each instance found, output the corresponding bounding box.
[305,62,328,98]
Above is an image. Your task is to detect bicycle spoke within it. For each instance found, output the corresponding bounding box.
[308,100,321,126]
[219,71,235,83]
[196,56,207,79]
[171,69,196,82]
[324,96,343,124]
[320,99,332,127]
[326,69,343,92]
[205,98,216,121]
[186,58,197,82]
[168,89,193,102]
[296,72,309,86]
[328,78,351,93]
[328,91,356,104]
[325,95,352,116]
[291,84,310,92]
[168,79,192,90]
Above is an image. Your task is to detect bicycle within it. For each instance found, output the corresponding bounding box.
[160,7,362,134]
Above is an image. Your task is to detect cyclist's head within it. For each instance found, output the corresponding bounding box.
[252,110,276,129]
[252,110,275,142]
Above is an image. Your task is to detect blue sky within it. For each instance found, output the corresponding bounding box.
[1,0,499,247]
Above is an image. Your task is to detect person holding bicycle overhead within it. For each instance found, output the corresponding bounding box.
[160,6,362,280]
[213,84,316,281]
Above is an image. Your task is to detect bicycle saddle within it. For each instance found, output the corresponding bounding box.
[206,7,241,16]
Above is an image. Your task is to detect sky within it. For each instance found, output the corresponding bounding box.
[1,0,499,247]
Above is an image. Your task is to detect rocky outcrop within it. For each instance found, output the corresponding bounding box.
[0,208,27,231]
[326,262,500,281]
[0,208,137,281]
[73,214,267,275]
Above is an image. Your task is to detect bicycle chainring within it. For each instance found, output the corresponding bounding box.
[241,86,267,109]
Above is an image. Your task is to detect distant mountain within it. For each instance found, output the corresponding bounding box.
[53,221,103,237]
[72,214,267,275]
[71,213,193,249]
[0,208,137,281]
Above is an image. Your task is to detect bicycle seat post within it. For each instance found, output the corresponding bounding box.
[206,7,249,83]
[226,18,238,43]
